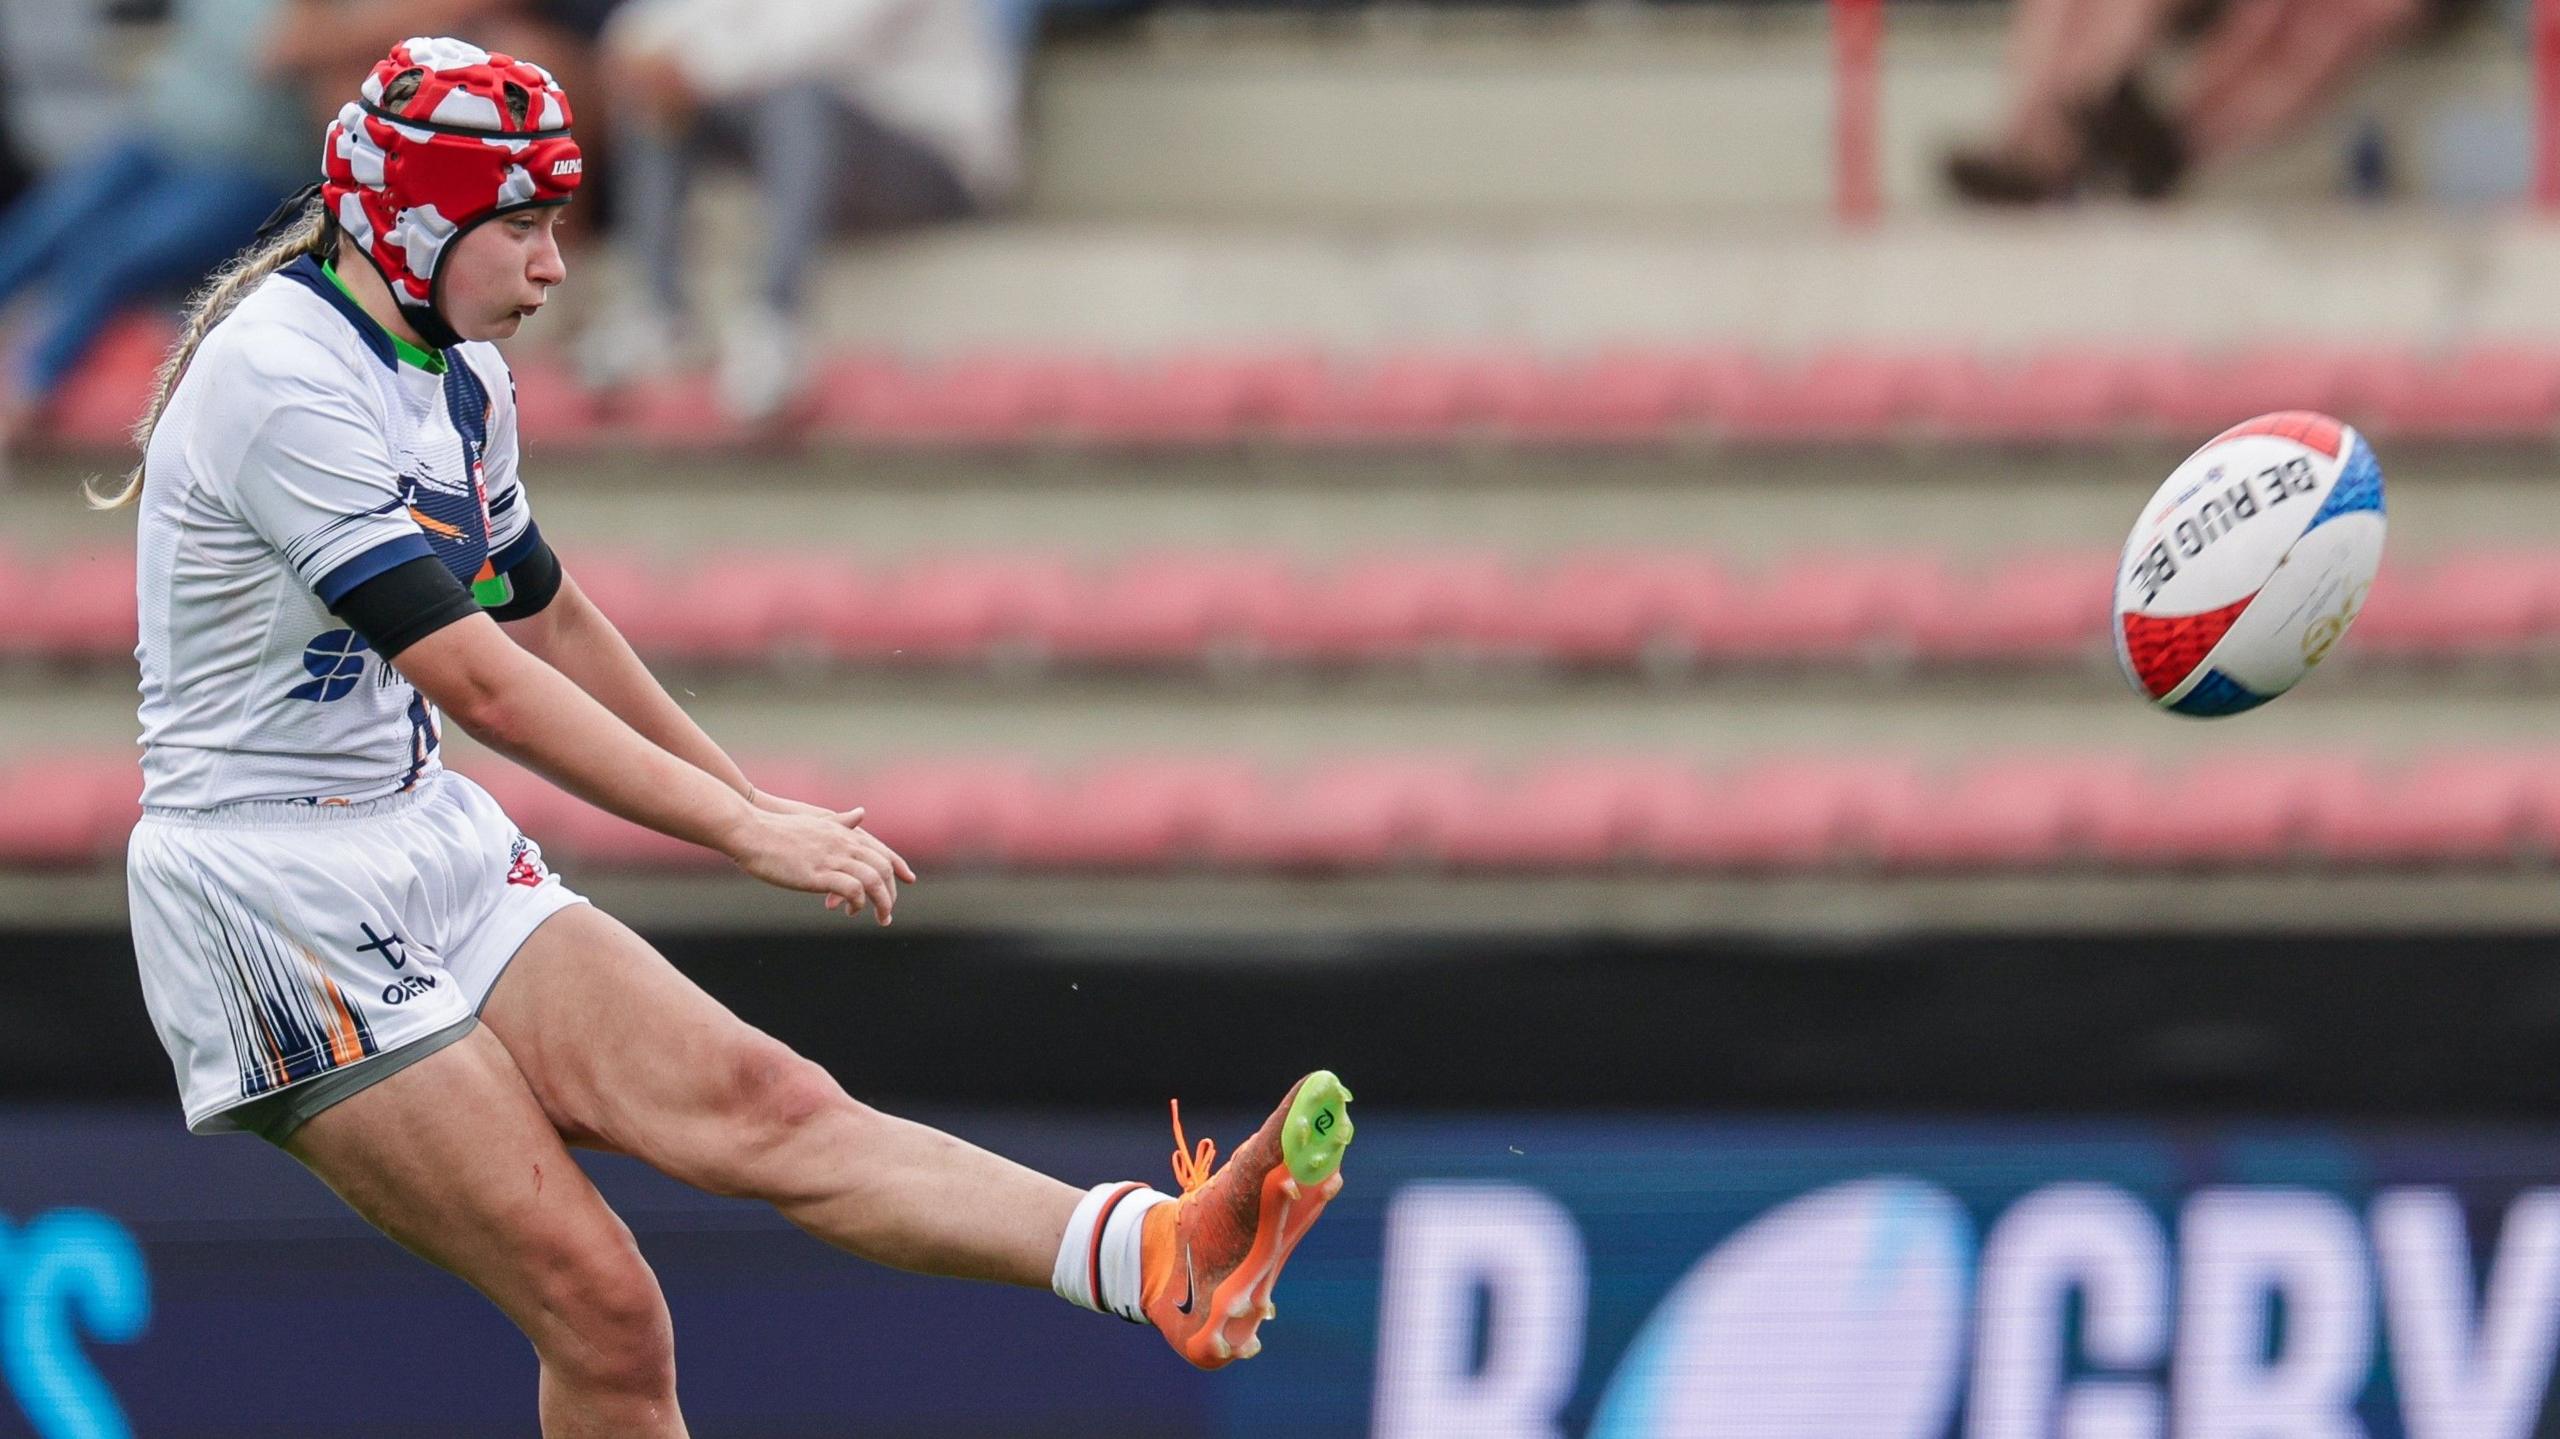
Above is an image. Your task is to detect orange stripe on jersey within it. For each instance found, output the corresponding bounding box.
[408,506,465,539]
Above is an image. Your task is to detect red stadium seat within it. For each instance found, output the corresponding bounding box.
[2089,754,2331,866]
[1491,349,1749,444]
[2306,752,2550,865]
[654,550,863,660]
[815,354,1078,447]
[1500,549,1739,664]
[1053,355,1260,446]
[0,549,40,661]
[1652,755,1926,868]
[2350,550,2560,658]
[1264,352,1535,444]
[602,373,760,451]
[1260,552,1517,661]
[560,553,692,661]
[2366,347,2560,442]
[1437,756,1710,867]
[1908,549,2116,663]
[503,354,605,452]
[822,553,1077,661]
[0,753,138,865]
[1209,756,1480,868]
[1927,349,2142,444]
[42,315,170,450]
[27,551,137,660]
[1875,755,2147,868]
[848,757,1043,867]
[1716,349,1934,444]
[1000,757,1267,867]
[1045,550,1295,663]
[1691,552,1942,662]
[2133,346,2407,437]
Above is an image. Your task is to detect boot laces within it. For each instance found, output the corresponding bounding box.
[1168,1098,1217,1196]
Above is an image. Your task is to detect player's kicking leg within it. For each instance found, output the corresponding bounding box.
[478,904,1353,1366]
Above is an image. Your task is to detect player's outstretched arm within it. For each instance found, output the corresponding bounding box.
[396,612,908,922]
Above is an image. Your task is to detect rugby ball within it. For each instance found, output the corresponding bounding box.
[2115,412,2385,717]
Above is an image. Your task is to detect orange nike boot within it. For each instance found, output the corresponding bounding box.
[1140,1070,1354,1369]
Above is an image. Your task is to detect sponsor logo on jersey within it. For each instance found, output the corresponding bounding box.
[286,629,371,702]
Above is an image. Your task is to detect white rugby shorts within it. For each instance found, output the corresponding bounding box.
[126,769,586,1135]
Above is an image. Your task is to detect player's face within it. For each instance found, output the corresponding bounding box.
[443,208,567,341]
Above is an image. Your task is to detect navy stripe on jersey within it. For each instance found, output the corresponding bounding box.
[283,494,406,574]
[279,256,397,371]
[315,532,434,606]
[491,519,543,574]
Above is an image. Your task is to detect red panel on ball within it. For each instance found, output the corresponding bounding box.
[2121,594,2255,699]
[2207,411,2343,458]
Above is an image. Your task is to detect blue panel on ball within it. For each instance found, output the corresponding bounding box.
[2305,437,2384,532]
[2168,668,2273,717]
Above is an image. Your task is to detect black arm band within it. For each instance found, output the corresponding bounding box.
[485,538,563,623]
[330,555,480,659]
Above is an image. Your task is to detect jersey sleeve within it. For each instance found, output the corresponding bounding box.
[228,357,433,608]
[466,344,541,572]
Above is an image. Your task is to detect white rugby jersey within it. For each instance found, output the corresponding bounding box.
[133,256,539,810]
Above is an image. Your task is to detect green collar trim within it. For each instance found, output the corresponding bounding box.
[320,259,447,374]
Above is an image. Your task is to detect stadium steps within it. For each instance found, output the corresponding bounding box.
[9,746,2560,873]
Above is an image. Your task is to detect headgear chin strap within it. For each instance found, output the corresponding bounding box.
[321,37,581,349]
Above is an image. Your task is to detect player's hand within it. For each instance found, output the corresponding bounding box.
[748,789,919,915]
[722,807,913,925]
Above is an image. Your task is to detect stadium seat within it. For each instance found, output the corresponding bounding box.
[2349,550,2560,658]
[2305,752,2549,865]
[1491,349,1748,444]
[1499,549,1739,663]
[1210,755,1480,868]
[2088,754,2331,865]
[1264,352,1534,444]
[1260,552,1517,660]
[1907,549,2116,663]
[1874,755,2147,868]
[1651,755,1926,868]
[1000,756,1268,867]
[559,554,691,661]
[41,315,169,450]
[1926,348,2142,444]
[1436,755,1709,867]
[599,372,760,451]
[2365,347,2560,442]
[843,757,1043,867]
[1693,552,1942,662]
[1053,355,1261,446]
[2133,346,2407,437]
[652,550,861,660]
[503,354,606,451]
[1716,349,1932,444]
[822,553,1079,661]
[1044,549,1296,663]
[813,354,1073,446]
[25,552,137,659]
[0,754,137,865]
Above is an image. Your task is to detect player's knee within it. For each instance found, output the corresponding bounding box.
[525,1228,676,1395]
[696,1038,858,1193]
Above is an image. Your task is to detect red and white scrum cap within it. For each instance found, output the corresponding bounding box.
[321,37,581,320]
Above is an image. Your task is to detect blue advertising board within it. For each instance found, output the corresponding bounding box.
[8,1106,2560,1436]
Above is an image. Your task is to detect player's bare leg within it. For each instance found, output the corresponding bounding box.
[480,903,1351,1365]
[482,903,1079,1284]
[285,1024,687,1438]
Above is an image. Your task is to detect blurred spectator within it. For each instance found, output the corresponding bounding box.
[0,0,304,461]
[579,0,1022,422]
[1947,0,2476,204]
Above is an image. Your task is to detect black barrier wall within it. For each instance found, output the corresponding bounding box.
[7,928,2560,1116]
